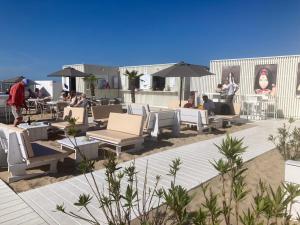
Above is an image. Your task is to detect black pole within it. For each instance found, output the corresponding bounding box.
[179,77,183,107]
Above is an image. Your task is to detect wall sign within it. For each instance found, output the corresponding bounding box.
[221,66,240,85]
[254,64,277,95]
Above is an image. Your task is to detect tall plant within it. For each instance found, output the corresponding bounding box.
[84,74,98,97]
[124,70,143,103]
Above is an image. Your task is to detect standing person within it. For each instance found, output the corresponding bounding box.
[7,79,29,126]
[75,93,89,107]
[223,73,238,103]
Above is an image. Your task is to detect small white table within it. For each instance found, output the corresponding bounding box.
[57,136,100,163]
[18,122,49,141]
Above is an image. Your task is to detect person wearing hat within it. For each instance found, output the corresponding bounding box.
[7,78,29,126]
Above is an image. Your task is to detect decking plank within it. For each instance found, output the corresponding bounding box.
[19,122,283,224]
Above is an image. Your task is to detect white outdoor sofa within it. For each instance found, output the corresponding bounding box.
[0,124,70,183]
[87,113,144,156]
[178,108,211,133]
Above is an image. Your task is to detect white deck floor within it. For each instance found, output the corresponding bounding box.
[0,179,47,225]
[18,120,285,225]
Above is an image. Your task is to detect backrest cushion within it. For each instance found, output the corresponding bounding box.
[107,113,143,136]
[179,108,199,123]
[92,105,123,120]
[63,107,85,124]
[157,110,177,127]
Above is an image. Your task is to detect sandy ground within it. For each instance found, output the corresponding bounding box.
[131,149,287,225]
[0,120,254,193]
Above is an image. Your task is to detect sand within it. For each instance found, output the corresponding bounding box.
[0,122,254,193]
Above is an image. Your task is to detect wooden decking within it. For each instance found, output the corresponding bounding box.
[19,123,278,225]
[0,179,47,225]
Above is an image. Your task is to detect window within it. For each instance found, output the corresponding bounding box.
[152,76,165,91]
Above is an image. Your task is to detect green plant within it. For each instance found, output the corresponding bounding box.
[124,70,143,103]
[84,74,98,97]
[211,134,247,225]
[269,118,300,160]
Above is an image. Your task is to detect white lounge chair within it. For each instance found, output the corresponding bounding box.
[51,106,88,132]
[146,110,180,139]
[0,125,70,183]
[91,104,123,125]
[87,113,144,156]
[178,108,211,133]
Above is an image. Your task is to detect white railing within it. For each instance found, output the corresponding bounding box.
[200,92,277,120]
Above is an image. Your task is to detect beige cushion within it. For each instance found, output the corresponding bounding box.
[87,130,142,144]
[0,125,35,158]
[92,105,123,121]
[107,113,143,136]
[63,107,85,124]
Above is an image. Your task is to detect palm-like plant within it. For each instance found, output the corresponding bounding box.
[83,74,97,97]
[124,70,143,103]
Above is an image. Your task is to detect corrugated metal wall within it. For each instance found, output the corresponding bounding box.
[191,55,300,119]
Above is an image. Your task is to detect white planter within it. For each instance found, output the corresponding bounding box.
[285,160,300,220]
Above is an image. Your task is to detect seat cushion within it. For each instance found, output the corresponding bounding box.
[87,130,143,144]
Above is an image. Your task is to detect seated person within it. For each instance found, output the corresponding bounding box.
[202,95,215,116]
[184,97,194,108]
[216,84,223,93]
[59,91,68,101]
[69,91,78,107]
[75,94,89,107]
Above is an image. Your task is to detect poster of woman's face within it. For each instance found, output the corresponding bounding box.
[221,66,240,84]
[254,64,277,95]
[296,63,300,95]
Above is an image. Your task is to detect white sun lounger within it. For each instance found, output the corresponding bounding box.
[0,125,70,183]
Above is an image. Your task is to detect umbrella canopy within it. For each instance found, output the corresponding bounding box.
[48,67,89,77]
[151,61,214,78]
[151,62,214,107]
[1,76,25,83]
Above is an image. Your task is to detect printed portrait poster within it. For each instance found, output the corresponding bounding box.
[221,66,240,84]
[296,63,300,95]
[254,64,277,95]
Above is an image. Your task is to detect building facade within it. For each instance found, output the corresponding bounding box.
[191,55,300,118]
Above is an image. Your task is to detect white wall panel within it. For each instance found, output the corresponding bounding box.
[191,55,300,119]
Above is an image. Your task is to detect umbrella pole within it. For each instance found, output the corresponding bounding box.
[179,77,183,107]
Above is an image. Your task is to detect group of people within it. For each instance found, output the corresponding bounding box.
[60,91,89,107]
[216,72,239,103]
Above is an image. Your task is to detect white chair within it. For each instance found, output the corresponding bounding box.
[0,129,8,167]
[1,125,70,183]
[178,108,210,133]
[147,110,180,139]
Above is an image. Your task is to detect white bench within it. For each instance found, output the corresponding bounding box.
[178,108,210,133]
[146,110,180,139]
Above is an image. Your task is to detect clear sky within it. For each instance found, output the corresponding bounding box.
[0,0,300,80]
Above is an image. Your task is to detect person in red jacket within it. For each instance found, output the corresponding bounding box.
[7,79,29,126]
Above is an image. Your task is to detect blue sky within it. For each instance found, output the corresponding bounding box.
[0,0,300,80]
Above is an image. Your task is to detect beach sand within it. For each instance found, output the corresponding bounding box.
[0,122,254,193]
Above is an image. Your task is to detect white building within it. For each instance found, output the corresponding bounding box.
[62,64,120,98]
[191,55,300,119]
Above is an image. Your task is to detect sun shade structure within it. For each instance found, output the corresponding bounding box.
[48,67,89,77]
[151,61,215,107]
[1,76,25,84]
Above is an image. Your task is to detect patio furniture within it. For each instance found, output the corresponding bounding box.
[215,102,241,126]
[18,122,49,141]
[0,94,11,123]
[242,95,263,120]
[146,110,180,139]
[46,101,58,118]
[51,106,88,133]
[0,128,8,167]
[57,136,100,163]
[178,108,211,133]
[87,113,144,156]
[1,125,70,183]
[91,104,123,125]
